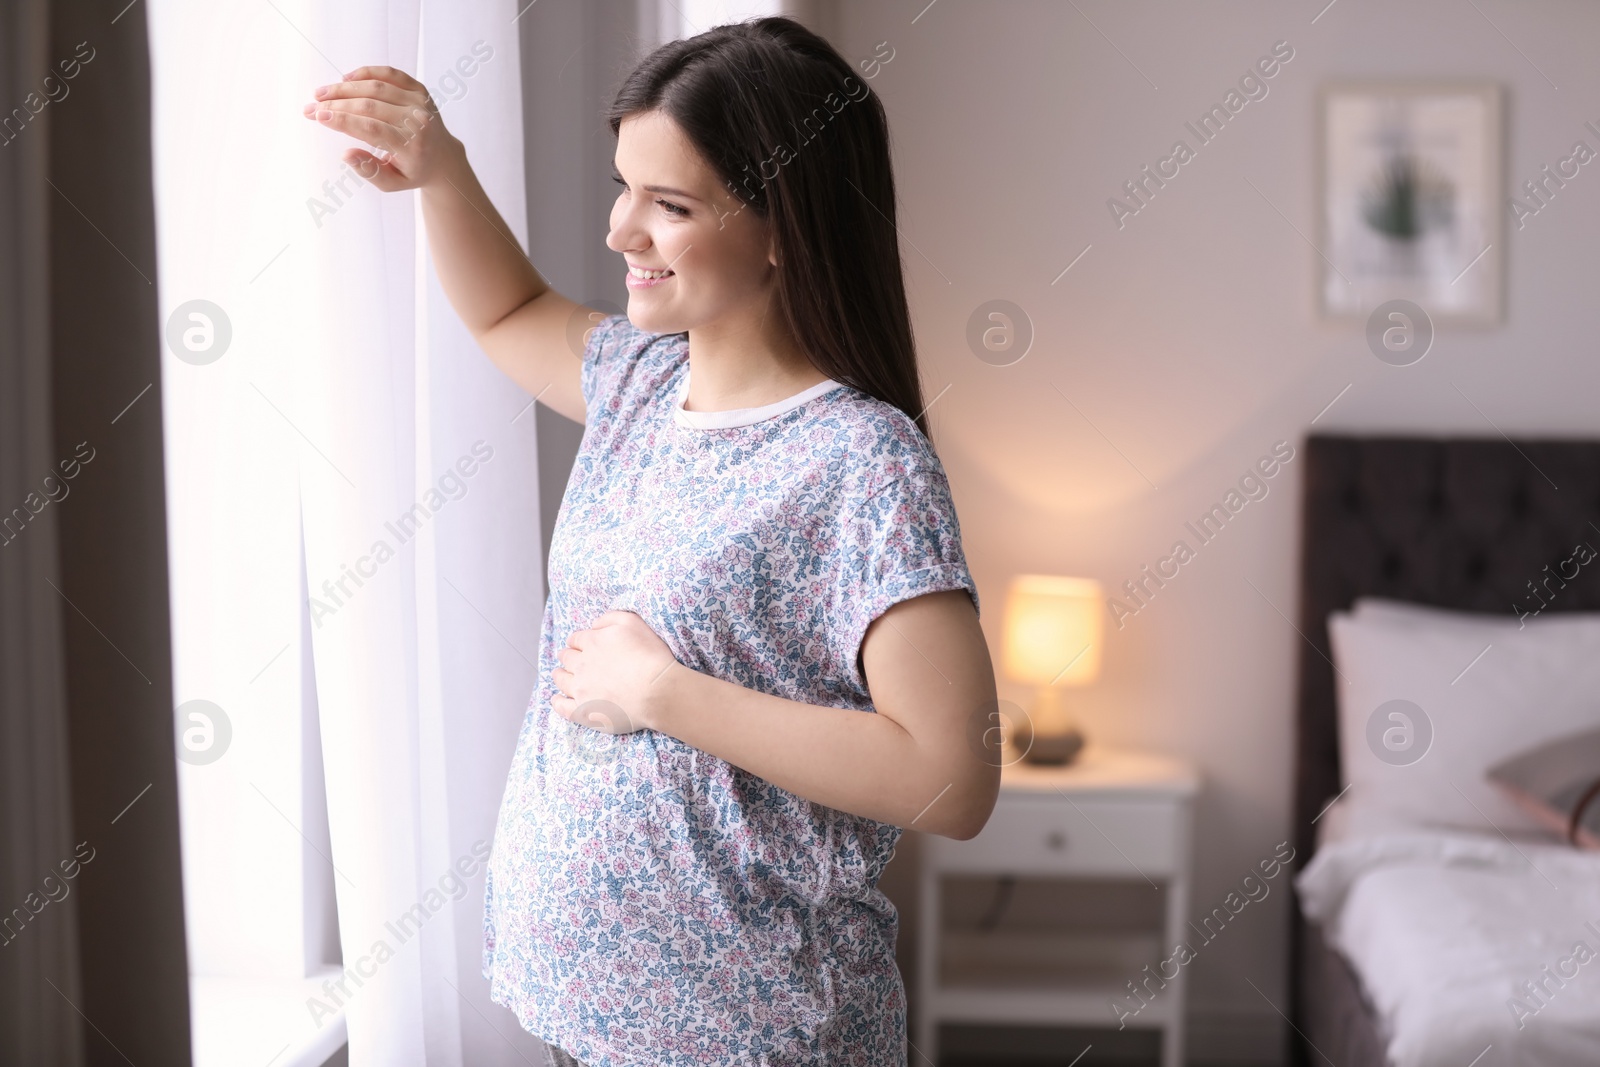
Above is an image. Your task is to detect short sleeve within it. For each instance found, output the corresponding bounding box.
[830,461,981,695]
[578,312,632,419]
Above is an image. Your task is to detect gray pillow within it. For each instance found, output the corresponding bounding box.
[1486,728,1600,850]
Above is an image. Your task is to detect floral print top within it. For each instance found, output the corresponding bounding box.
[482,313,980,1066]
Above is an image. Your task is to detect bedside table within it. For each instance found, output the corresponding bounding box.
[915,745,1200,1067]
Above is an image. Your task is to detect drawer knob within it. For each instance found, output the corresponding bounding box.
[1046,830,1067,851]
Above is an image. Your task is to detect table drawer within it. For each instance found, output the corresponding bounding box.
[928,795,1185,877]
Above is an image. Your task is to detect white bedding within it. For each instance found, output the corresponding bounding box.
[1298,812,1600,1067]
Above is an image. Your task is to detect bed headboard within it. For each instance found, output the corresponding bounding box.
[1293,433,1600,864]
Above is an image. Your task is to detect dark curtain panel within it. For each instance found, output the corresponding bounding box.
[0,0,83,1061]
[0,0,191,1062]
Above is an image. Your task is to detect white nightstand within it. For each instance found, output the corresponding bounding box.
[915,745,1200,1067]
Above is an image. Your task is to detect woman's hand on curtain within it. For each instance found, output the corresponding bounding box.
[552,611,684,734]
[303,65,462,192]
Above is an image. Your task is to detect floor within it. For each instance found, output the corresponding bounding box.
[932,1024,1162,1065]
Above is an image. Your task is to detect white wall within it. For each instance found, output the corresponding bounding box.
[833,0,1600,1060]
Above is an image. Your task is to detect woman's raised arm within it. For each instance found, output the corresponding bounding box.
[305,64,588,423]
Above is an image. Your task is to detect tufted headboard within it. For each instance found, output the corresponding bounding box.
[1292,433,1600,863]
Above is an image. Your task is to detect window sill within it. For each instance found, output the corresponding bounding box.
[190,967,348,1067]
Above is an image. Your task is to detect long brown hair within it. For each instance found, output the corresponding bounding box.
[607,17,932,440]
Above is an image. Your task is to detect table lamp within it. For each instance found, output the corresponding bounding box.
[1001,575,1104,765]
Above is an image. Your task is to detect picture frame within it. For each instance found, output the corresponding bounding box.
[1317,81,1504,325]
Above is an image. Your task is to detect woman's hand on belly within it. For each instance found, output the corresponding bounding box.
[552,609,686,734]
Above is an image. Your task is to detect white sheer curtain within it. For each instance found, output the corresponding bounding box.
[153,0,550,1062]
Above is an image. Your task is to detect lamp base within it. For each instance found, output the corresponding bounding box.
[1013,684,1087,765]
[1015,720,1085,765]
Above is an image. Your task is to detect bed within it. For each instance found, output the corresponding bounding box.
[1289,434,1600,1067]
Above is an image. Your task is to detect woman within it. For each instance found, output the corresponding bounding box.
[305,16,998,1066]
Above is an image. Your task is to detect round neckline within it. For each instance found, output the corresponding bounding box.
[672,368,844,431]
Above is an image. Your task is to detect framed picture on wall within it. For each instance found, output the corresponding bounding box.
[1317,82,1503,325]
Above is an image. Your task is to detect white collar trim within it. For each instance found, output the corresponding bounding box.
[672,370,843,430]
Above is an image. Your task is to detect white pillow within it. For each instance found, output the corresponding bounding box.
[1329,605,1600,834]
[1352,596,1600,632]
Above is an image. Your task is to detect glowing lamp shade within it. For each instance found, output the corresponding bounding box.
[1002,575,1104,687]
[1001,575,1104,765]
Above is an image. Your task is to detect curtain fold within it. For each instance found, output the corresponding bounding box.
[295,1,547,1062]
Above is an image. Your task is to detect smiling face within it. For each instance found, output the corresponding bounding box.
[606,109,775,337]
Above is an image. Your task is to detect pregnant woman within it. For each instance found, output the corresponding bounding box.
[305,16,999,1066]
